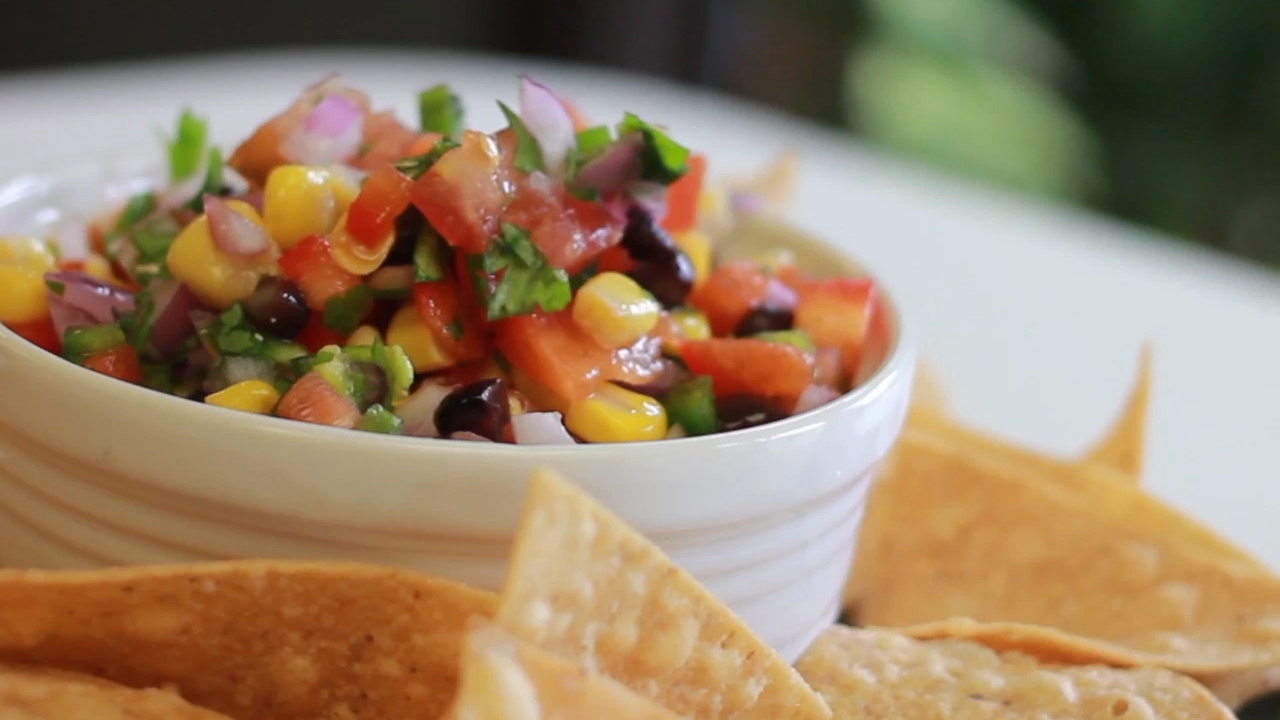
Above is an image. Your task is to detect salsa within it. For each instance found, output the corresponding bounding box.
[0,75,889,444]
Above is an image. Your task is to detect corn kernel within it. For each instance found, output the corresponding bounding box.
[0,235,57,324]
[660,308,711,356]
[749,248,798,273]
[386,304,453,372]
[82,253,117,283]
[565,383,668,443]
[167,200,280,309]
[205,379,281,414]
[346,325,383,348]
[329,211,395,275]
[674,231,713,286]
[263,165,341,250]
[571,272,661,349]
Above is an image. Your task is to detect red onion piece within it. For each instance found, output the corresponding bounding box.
[146,279,203,358]
[44,271,135,327]
[47,294,97,339]
[398,381,455,438]
[519,76,576,174]
[368,265,415,293]
[575,134,643,194]
[794,384,841,415]
[279,94,365,166]
[512,412,578,445]
[205,195,271,256]
[763,277,800,309]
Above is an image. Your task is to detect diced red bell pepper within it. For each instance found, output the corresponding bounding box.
[410,130,512,254]
[688,260,797,336]
[279,234,362,311]
[494,311,612,404]
[662,153,707,234]
[276,372,362,429]
[681,338,814,407]
[82,345,144,384]
[346,164,414,248]
[295,314,347,353]
[412,278,488,365]
[7,317,61,354]
[793,277,878,373]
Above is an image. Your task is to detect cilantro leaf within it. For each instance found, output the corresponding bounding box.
[413,226,448,282]
[467,223,571,320]
[45,279,66,295]
[497,101,545,174]
[116,192,157,231]
[617,112,690,185]
[118,287,156,354]
[168,109,208,182]
[202,304,267,356]
[394,137,461,179]
[575,126,613,160]
[322,284,375,335]
[418,83,464,140]
[124,216,181,287]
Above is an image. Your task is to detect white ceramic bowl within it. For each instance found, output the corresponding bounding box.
[0,160,916,662]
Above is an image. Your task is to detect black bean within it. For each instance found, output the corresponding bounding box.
[716,394,786,433]
[620,205,695,308]
[734,305,795,336]
[386,206,425,266]
[351,361,389,411]
[243,277,310,339]
[435,378,512,442]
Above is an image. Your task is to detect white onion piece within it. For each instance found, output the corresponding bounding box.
[205,195,271,256]
[399,381,456,438]
[575,134,643,194]
[325,163,367,191]
[512,412,577,445]
[157,155,209,211]
[519,76,576,174]
[221,355,275,385]
[629,181,669,224]
[44,271,135,326]
[794,384,841,415]
[279,94,365,166]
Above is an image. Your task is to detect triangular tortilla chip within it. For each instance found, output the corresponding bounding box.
[797,625,1233,720]
[1081,344,1153,481]
[445,621,688,720]
[850,427,1280,673]
[910,362,948,418]
[0,561,496,720]
[496,468,831,720]
[0,663,235,720]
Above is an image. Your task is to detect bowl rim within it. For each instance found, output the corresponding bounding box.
[0,160,917,460]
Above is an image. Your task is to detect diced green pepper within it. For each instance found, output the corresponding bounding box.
[322,284,375,335]
[754,329,817,353]
[263,340,309,365]
[346,339,414,407]
[359,404,404,434]
[661,375,718,436]
[310,344,355,399]
[413,226,448,282]
[63,324,128,364]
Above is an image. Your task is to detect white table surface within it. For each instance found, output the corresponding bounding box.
[2,48,1277,566]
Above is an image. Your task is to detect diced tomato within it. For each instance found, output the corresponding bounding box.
[494,312,612,404]
[502,184,624,273]
[594,245,636,275]
[296,315,347,353]
[681,338,814,407]
[276,372,362,429]
[82,345,144,384]
[410,130,512,254]
[279,234,362,310]
[406,132,446,157]
[688,261,797,336]
[774,265,809,293]
[7,317,61,354]
[412,278,488,364]
[662,153,707,234]
[346,165,414,248]
[794,277,878,372]
[353,111,429,172]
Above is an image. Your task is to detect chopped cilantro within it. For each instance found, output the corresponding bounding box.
[413,226,448,282]
[202,304,267,356]
[575,125,613,160]
[45,279,66,295]
[168,109,209,182]
[569,261,599,291]
[617,112,690,185]
[322,284,375,335]
[119,287,156,354]
[394,137,461,179]
[497,101,545,174]
[467,223,571,320]
[131,217,180,263]
[418,83,464,140]
[116,192,157,231]
[141,363,174,393]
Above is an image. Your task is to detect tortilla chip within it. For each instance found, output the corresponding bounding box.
[445,621,688,720]
[797,625,1233,720]
[496,468,831,720]
[0,560,496,720]
[0,663,234,720]
[1200,665,1280,710]
[728,150,799,207]
[1081,344,1153,481]
[849,426,1280,673]
[911,362,948,417]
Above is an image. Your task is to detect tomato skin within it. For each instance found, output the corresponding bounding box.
[688,261,797,336]
[494,312,611,404]
[412,279,488,364]
[295,314,347,353]
[681,338,813,407]
[662,153,707,234]
[279,234,362,310]
[346,165,414,248]
[501,184,623,273]
[595,245,636,275]
[276,372,362,429]
[410,130,512,254]
[82,345,144,384]
[8,317,61,354]
[793,277,878,374]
